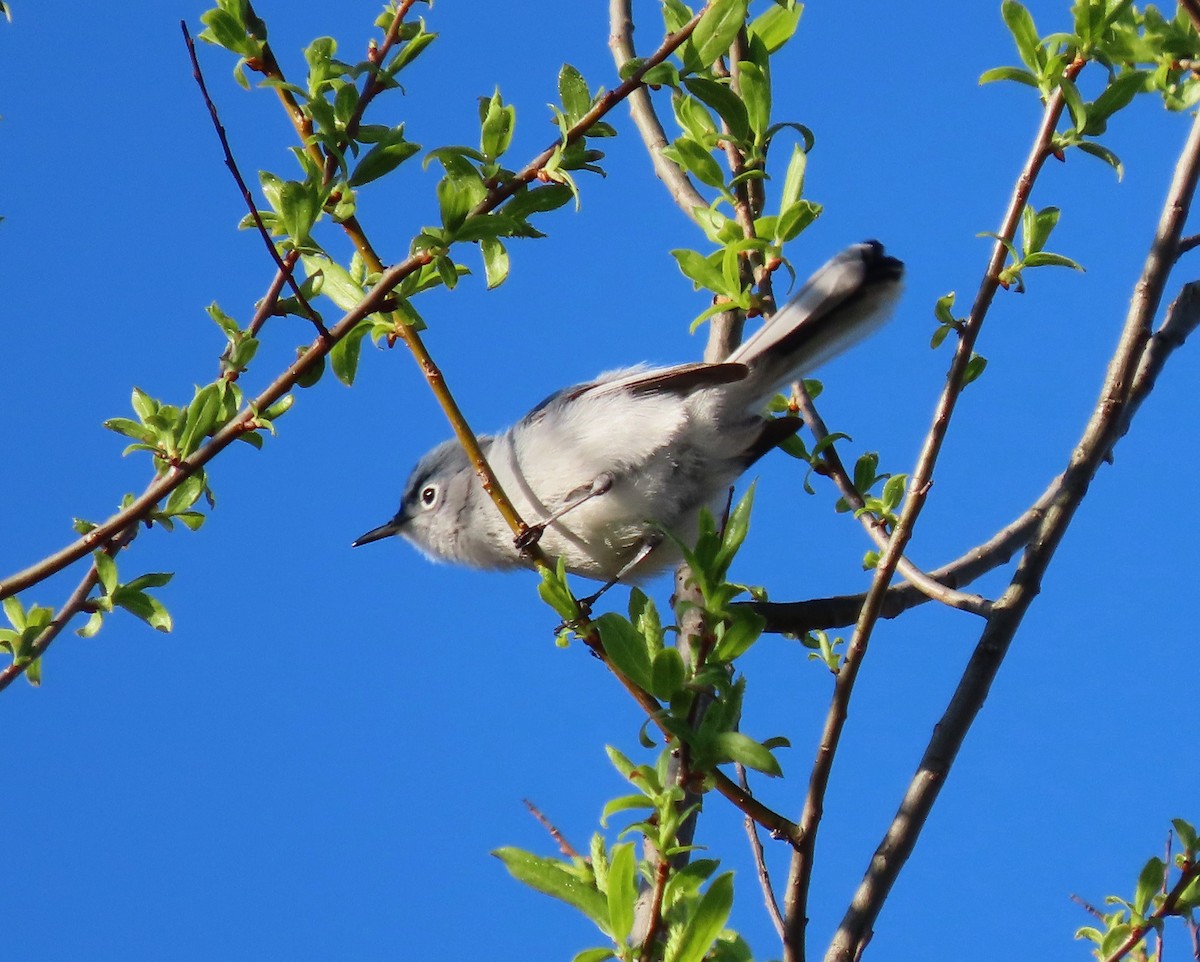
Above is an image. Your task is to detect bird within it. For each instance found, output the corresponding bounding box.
[353,241,903,589]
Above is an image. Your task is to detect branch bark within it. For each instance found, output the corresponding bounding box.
[824,107,1200,962]
[782,58,1086,962]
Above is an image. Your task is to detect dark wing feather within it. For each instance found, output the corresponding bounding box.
[739,415,803,469]
[618,362,749,396]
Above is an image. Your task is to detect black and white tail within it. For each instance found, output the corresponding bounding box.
[727,241,904,409]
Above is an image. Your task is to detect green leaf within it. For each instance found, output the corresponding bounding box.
[961,353,988,387]
[979,65,1038,86]
[671,248,728,294]
[1133,856,1165,916]
[881,473,908,513]
[714,731,782,775]
[714,483,754,577]
[1022,204,1059,253]
[682,77,749,143]
[123,572,174,592]
[606,843,637,943]
[492,848,608,927]
[479,89,515,161]
[94,551,118,595]
[330,318,372,386]
[349,136,420,186]
[3,595,26,631]
[1060,76,1088,130]
[165,471,206,515]
[1001,0,1043,75]
[713,609,764,660]
[748,0,802,52]
[112,588,173,632]
[571,949,615,962]
[1088,70,1147,128]
[595,613,653,693]
[537,557,577,621]
[76,610,105,639]
[737,60,770,141]
[505,184,574,219]
[1172,818,1198,852]
[1077,141,1124,178]
[104,417,156,444]
[131,386,160,422]
[778,142,808,212]
[651,647,687,701]
[559,63,592,124]
[480,237,509,290]
[673,92,718,142]
[1022,251,1084,270]
[277,180,320,246]
[775,199,820,243]
[682,0,751,74]
[672,873,735,962]
[199,8,253,55]
[665,138,726,190]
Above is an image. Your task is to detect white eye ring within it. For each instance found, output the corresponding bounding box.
[420,485,438,508]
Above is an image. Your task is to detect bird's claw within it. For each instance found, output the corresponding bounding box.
[514,523,544,552]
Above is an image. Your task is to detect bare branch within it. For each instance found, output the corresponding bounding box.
[182,22,326,338]
[790,382,992,618]
[739,764,786,941]
[608,0,709,219]
[749,480,1049,633]
[781,61,1087,962]
[522,798,584,860]
[825,105,1200,962]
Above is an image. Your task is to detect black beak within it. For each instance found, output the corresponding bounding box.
[351,516,404,548]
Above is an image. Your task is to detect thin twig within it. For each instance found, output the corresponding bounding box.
[1070,893,1106,921]
[783,62,1085,962]
[790,383,992,617]
[738,763,786,940]
[0,5,714,618]
[342,0,421,142]
[181,22,327,337]
[0,525,138,689]
[749,481,1050,633]
[523,798,583,860]
[637,857,672,962]
[825,106,1200,962]
[1177,232,1200,257]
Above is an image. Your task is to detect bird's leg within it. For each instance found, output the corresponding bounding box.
[514,472,615,551]
[576,529,664,611]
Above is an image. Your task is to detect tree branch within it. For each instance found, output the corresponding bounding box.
[0,4,713,616]
[748,480,1050,633]
[608,0,709,219]
[182,22,326,338]
[825,105,1200,962]
[790,383,992,618]
[780,61,1085,962]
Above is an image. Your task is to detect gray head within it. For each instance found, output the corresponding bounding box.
[352,438,479,562]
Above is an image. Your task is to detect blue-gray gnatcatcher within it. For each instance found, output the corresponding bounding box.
[353,241,904,587]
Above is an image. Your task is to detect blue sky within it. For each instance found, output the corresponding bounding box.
[2,2,1197,960]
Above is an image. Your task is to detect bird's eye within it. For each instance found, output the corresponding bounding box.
[420,484,438,508]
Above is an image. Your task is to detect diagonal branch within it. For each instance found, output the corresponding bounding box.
[0,5,714,615]
[608,0,709,219]
[825,107,1200,962]
[181,22,327,338]
[790,383,992,618]
[781,59,1087,962]
[749,480,1051,633]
